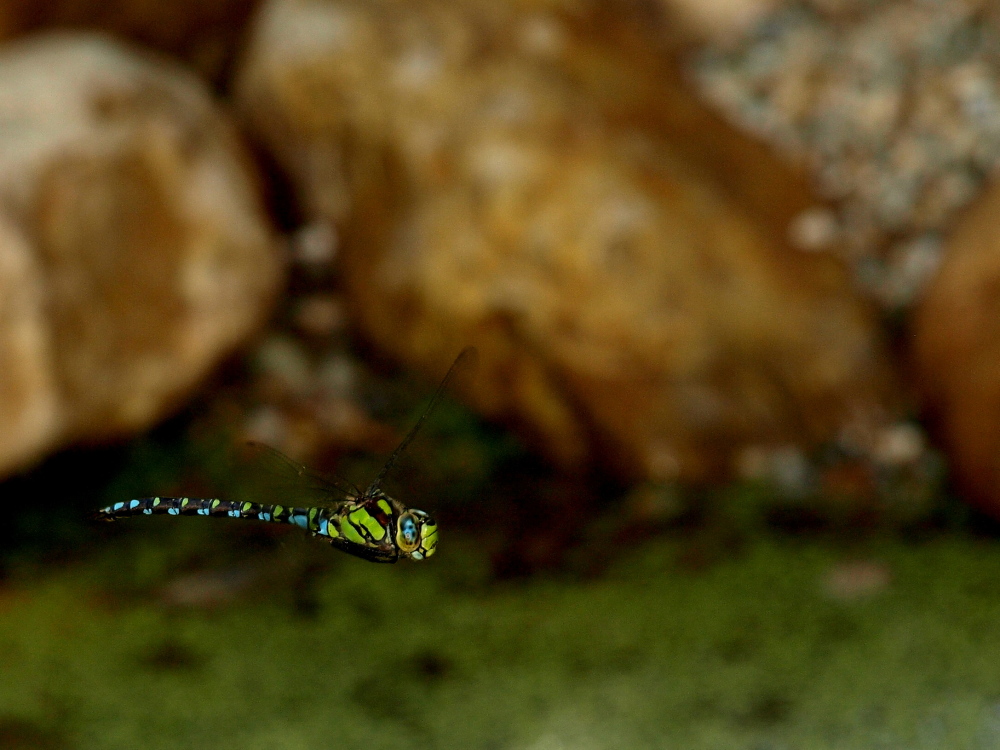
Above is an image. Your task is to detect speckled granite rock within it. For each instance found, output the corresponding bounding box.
[695,0,1000,310]
[236,0,897,482]
[0,33,281,476]
[914,182,1000,516]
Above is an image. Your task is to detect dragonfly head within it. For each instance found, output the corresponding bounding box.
[396,509,438,560]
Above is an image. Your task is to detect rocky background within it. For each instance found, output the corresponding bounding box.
[0,0,998,523]
[7,2,1000,748]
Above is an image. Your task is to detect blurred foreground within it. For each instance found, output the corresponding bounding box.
[0,416,997,750]
[4,517,1000,749]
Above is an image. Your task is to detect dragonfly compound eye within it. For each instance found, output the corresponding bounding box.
[401,515,418,545]
[396,510,437,560]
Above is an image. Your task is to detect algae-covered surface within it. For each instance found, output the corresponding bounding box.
[5,525,1000,750]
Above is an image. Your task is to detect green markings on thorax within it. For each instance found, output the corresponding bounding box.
[353,508,388,541]
[335,503,389,545]
[339,515,366,544]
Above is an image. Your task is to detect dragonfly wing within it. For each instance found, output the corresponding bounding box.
[243,441,357,510]
[367,346,477,494]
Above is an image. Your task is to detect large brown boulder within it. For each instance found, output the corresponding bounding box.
[914,183,1000,515]
[0,33,282,476]
[236,0,897,482]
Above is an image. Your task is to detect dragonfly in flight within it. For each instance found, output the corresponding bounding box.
[93,348,475,563]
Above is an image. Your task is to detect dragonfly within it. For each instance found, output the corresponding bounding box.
[92,347,475,563]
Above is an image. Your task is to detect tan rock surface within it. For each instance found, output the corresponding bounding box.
[657,0,782,44]
[237,0,896,482]
[914,183,1000,515]
[0,33,281,476]
[0,0,259,84]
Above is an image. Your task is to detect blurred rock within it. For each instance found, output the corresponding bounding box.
[0,216,58,474]
[236,0,897,482]
[0,0,260,85]
[657,0,782,45]
[788,207,839,253]
[159,566,260,609]
[914,183,1000,516]
[822,560,891,602]
[872,422,926,467]
[292,293,346,338]
[0,33,281,476]
[290,221,338,269]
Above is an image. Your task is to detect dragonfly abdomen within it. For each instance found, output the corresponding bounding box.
[92,496,330,532]
[92,495,401,562]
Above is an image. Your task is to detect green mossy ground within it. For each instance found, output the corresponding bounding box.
[4,525,1000,749]
[0,403,993,750]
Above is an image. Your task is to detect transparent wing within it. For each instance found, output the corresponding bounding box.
[244,441,360,510]
[366,346,478,495]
